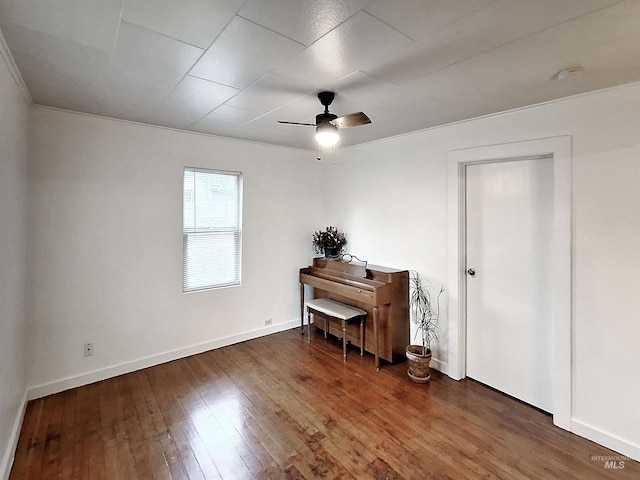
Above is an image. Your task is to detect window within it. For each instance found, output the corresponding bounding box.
[183,167,242,292]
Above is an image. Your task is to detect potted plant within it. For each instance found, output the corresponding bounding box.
[406,272,444,383]
[312,226,347,258]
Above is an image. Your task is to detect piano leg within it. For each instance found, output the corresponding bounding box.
[373,306,380,372]
[300,283,305,335]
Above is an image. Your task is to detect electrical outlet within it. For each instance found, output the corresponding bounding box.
[84,343,94,357]
[264,318,272,326]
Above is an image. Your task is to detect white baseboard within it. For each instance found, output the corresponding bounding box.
[0,391,27,480]
[571,419,640,463]
[27,320,300,400]
[430,357,447,375]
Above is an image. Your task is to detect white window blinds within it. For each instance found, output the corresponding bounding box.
[183,168,242,292]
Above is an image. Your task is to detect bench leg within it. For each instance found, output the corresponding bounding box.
[342,320,347,363]
[307,308,311,344]
[360,318,364,356]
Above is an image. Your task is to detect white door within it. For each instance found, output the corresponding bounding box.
[465,157,554,412]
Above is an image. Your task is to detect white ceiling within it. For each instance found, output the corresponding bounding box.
[1,0,638,150]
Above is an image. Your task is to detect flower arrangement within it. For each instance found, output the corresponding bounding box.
[312,226,347,256]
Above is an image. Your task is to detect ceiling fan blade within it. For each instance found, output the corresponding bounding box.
[277,120,316,126]
[332,112,371,128]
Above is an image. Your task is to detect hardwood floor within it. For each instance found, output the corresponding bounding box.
[10,328,638,479]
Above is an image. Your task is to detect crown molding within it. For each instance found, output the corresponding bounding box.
[0,27,32,104]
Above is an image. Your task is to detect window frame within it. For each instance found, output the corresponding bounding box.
[182,166,243,293]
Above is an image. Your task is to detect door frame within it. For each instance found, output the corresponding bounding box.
[446,136,572,430]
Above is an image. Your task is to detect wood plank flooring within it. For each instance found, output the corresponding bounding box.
[9,328,638,479]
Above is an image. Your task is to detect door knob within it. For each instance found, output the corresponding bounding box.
[467,268,476,277]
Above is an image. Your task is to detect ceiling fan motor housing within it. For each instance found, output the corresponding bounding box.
[316,112,337,125]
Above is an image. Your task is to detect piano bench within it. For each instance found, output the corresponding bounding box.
[305,298,367,363]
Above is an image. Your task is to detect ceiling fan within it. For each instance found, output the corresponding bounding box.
[278,91,371,147]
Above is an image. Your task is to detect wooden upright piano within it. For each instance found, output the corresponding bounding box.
[299,258,409,367]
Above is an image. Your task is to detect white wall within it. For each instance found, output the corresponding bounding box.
[0,37,29,480]
[324,83,640,459]
[26,107,324,396]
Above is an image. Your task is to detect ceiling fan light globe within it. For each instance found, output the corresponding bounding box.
[315,124,339,147]
[316,131,339,147]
